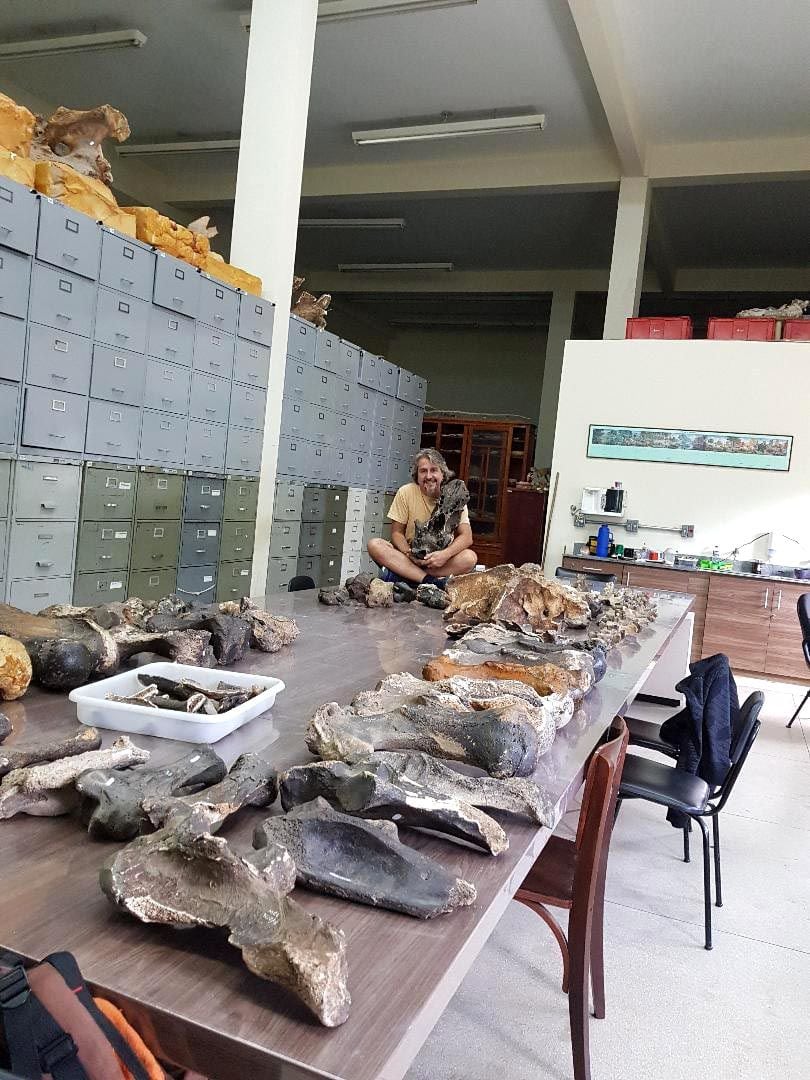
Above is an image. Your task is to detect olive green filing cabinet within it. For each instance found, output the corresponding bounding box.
[177,472,223,604]
[8,458,81,612]
[267,479,304,594]
[129,468,184,603]
[217,475,258,602]
[73,462,137,606]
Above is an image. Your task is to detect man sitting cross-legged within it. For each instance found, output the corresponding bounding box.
[368,448,477,587]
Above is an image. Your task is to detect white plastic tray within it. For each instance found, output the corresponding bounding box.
[69,663,285,743]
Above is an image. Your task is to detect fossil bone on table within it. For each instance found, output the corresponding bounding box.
[0,589,694,1080]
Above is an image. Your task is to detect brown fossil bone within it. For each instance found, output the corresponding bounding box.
[76,745,227,840]
[101,784,350,1027]
[0,727,101,781]
[0,736,150,820]
[291,275,331,328]
[423,655,574,697]
[306,696,549,779]
[442,564,591,634]
[280,758,507,854]
[254,798,477,917]
[0,634,32,700]
[30,104,130,185]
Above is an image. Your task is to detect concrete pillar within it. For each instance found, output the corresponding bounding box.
[535,288,576,468]
[230,0,319,596]
[603,176,651,339]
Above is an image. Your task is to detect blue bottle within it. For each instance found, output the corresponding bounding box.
[596,524,611,557]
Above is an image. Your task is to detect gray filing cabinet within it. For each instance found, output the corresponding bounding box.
[8,459,80,612]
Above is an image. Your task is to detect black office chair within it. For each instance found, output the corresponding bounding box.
[288,575,316,592]
[555,566,617,589]
[616,691,764,950]
[786,594,810,728]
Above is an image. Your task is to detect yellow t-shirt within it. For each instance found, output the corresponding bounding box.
[387,482,470,542]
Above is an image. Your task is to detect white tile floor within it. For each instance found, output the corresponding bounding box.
[407,676,810,1080]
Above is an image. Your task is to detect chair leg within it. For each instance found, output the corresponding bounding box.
[568,928,592,1080]
[590,889,606,1021]
[613,794,623,826]
[787,689,810,728]
[695,816,713,950]
[515,897,570,994]
[712,815,723,908]
[683,822,691,863]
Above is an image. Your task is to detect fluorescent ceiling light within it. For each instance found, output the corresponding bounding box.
[338,262,454,272]
[353,112,545,145]
[299,218,406,230]
[318,0,478,22]
[117,139,240,157]
[0,29,147,59]
[241,0,476,31]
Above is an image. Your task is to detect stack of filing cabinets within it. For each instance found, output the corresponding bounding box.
[0,176,273,472]
[0,173,270,611]
[270,315,427,592]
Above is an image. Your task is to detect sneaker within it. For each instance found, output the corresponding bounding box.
[422,574,448,590]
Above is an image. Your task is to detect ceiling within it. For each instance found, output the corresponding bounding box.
[2,0,809,290]
[613,0,810,143]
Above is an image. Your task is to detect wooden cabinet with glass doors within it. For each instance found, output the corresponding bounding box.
[420,415,536,566]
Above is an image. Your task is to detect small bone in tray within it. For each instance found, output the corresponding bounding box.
[103,674,265,714]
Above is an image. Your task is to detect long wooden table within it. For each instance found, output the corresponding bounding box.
[0,591,693,1080]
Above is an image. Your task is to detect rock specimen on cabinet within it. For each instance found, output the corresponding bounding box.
[30,104,130,184]
[280,759,508,854]
[291,276,331,328]
[410,479,470,561]
[101,762,349,1028]
[0,92,36,154]
[254,798,477,917]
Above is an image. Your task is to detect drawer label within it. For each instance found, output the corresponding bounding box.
[203,575,213,583]
[114,530,128,540]
[110,580,123,589]
[119,481,132,490]
[207,529,217,537]
[211,488,221,496]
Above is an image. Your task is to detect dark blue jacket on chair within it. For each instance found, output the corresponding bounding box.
[659,653,739,826]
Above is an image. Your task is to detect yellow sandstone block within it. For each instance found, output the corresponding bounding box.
[0,148,36,187]
[203,253,262,297]
[0,92,36,155]
[121,207,210,268]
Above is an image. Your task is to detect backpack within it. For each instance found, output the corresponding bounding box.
[0,953,151,1080]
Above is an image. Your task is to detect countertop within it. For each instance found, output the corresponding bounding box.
[563,552,810,584]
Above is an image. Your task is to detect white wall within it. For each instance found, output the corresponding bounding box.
[387,328,547,419]
[545,340,810,570]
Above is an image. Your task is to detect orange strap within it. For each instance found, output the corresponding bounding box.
[93,997,165,1080]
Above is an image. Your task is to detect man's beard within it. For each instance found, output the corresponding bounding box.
[421,478,440,494]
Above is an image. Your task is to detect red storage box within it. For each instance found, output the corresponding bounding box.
[625,316,693,339]
[707,317,776,341]
[782,319,810,341]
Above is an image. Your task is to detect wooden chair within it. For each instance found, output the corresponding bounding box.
[514,717,629,1080]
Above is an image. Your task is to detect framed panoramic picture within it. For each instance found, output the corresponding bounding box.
[587,425,793,471]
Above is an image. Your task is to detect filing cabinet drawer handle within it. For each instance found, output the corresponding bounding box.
[100,555,111,561]
[36,561,55,569]
[51,373,68,381]
[41,502,57,510]
[106,442,123,448]
[172,296,184,304]
[205,408,216,415]
[200,504,210,510]
[214,313,224,321]
[161,397,175,406]
[115,331,130,339]
[104,501,119,508]
[62,252,78,263]
[155,503,168,511]
[48,433,66,439]
[239,506,248,512]
[120,277,134,286]
[195,548,206,554]
[111,387,125,394]
[56,312,72,321]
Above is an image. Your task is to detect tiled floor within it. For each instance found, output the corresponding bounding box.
[407,676,810,1080]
